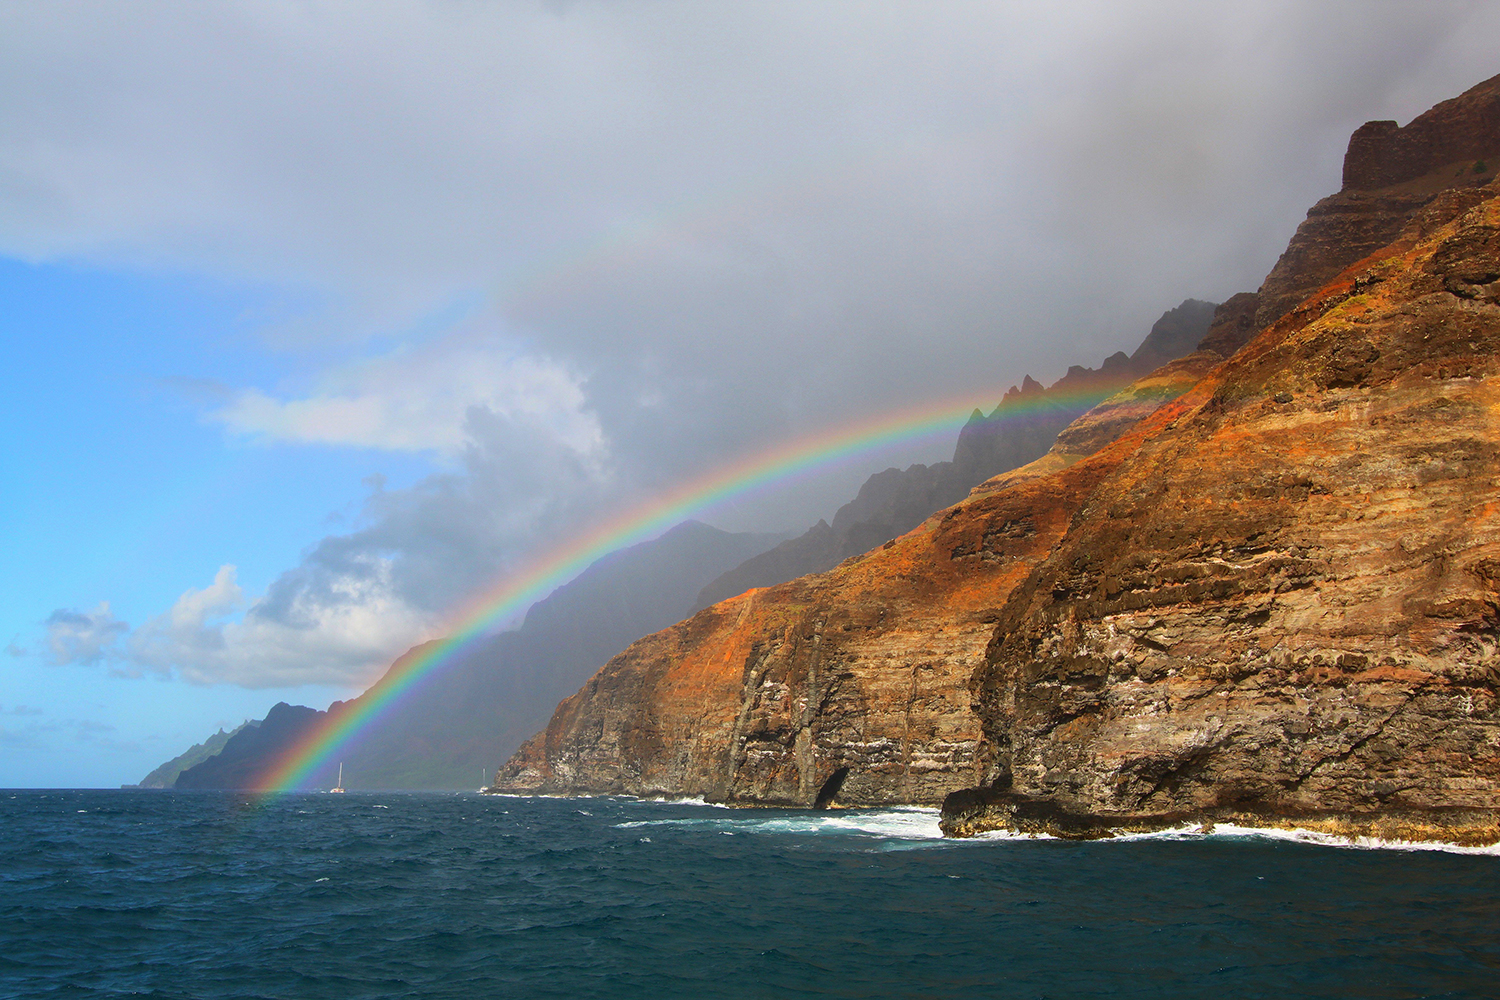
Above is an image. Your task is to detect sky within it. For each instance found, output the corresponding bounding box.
[3,1,1498,788]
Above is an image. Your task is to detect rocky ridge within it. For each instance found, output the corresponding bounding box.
[693,299,1217,610]
[945,179,1500,844]
[495,75,1500,845]
[493,317,1231,804]
[1254,72,1500,329]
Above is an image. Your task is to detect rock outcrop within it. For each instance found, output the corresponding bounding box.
[946,179,1500,844]
[1254,73,1500,330]
[497,77,1500,846]
[494,316,1223,803]
[693,300,1218,610]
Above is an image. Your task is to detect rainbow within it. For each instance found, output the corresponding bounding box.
[254,379,1112,793]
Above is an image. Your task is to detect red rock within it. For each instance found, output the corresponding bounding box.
[496,77,1500,846]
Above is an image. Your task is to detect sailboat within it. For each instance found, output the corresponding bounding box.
[477,768,488,794]
[330,762,346,794]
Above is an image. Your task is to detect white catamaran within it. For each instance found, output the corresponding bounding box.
[330,762,345,794]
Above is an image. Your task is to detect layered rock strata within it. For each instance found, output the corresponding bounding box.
[1254,73,1500,329]
[946,180,1500,844]
[497,78,1500,846]
[495,342,1222,804]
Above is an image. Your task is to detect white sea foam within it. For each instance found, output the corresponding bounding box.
[612,804,1498,854]
[637,795,732,809]
[615,806,945,841]
[1121,823,1500,856]
[965,822,1500,855]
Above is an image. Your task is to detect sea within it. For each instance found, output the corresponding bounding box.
[2,790,1497,1000]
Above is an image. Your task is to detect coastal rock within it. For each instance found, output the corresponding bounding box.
[948,180,1500,844]
[693,301,1217,610]
[495,456,1107,804]
[1255,73,1500,330]
[495,343,1217,804]
[499,77,1500,847]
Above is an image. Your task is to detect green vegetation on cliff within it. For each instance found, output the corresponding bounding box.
[132,721,256,788]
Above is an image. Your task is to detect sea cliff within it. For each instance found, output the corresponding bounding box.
[494,73,1500,844]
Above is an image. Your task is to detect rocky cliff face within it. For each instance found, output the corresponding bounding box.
[495,314,1224,804]
[1254,73,1500,330]
[693,300,1217,610]
[947,180,1500,844]
[497,78,1500,845]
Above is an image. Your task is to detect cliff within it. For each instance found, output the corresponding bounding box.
[493,316,1229,802]
[175,703,322,789]
[132,720,255,788]
[693,299,1218,610]
[947,179,1500,844]
[496,75,1500,846]
[1253,73,1500,329]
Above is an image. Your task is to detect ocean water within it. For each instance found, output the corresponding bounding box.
[2,791,1497,999]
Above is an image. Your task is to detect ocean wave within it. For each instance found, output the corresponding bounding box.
[963,822,1500,855]
[610,806,1499,855]
[615,806,944,840]
[1098,822,1500,855]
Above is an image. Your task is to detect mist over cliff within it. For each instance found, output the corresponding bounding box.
[496,73,1500,846]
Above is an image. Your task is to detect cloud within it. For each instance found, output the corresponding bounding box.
[211,334,605,460]
[38,390,620,688]
[35,376,621,689]
[9,4,1499,486]
[45,603,129,666]
[12,3,1500,688]
[5,638,25,657]
[113,564,427,688]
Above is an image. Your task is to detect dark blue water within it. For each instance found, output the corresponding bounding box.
[2,790,1497,999]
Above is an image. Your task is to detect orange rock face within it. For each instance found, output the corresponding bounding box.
[495,461,1087,804]
[494,330,1226,805]
[497,79,1500,843]
[948,182,1500,843]
[1255,73,1500,330]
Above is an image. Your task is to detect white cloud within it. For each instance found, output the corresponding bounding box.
[15,3,1500,691]
[211,334,606,460]
[122,564,432,688]
[45,602,128,666]
[42,565,434,689]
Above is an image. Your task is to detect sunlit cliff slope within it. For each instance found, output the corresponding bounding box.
[496,74,1500,843]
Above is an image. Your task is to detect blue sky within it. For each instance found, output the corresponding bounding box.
[5,1,1499,787]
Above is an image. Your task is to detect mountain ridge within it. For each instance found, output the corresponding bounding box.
[493,72,1500,846]
[692,299,1218,610]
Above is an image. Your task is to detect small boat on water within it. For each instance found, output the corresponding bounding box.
[330,763,345,794]
[477,768,487,794]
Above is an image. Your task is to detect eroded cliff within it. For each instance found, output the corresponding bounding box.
[947,181,1500,844]
[496,77,1500,844]
[494,327,1225,804]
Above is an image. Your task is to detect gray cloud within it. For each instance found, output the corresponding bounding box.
[45,603,129,666]
[33,406,617,688]
[8,2,1500,685]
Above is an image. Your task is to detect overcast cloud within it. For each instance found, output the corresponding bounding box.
[11,1,1500,688]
